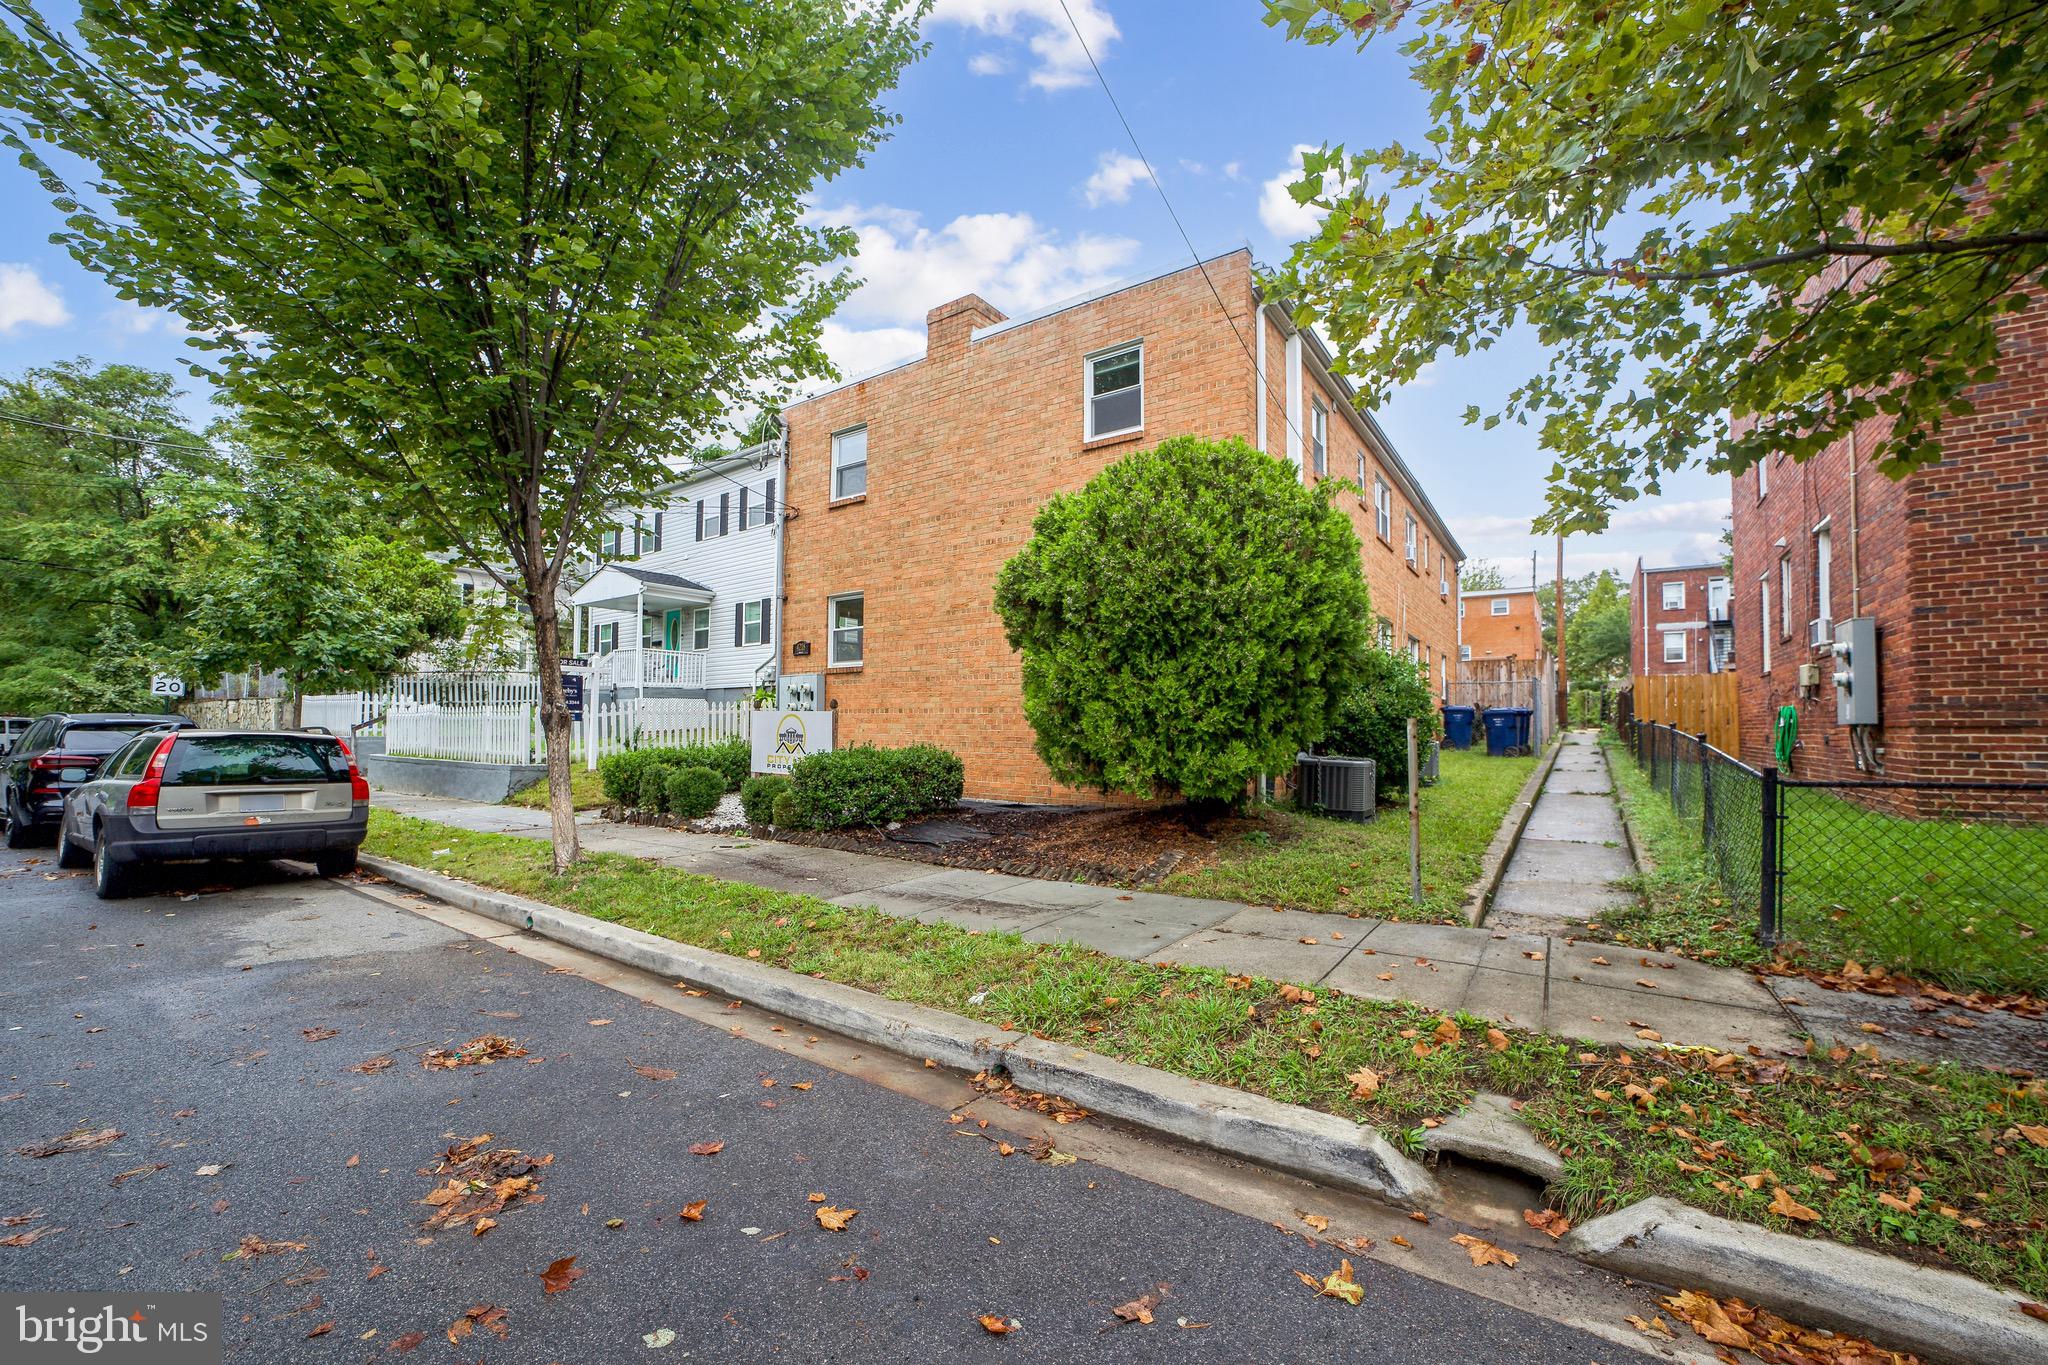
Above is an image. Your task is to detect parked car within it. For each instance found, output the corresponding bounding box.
[0,716,30,757]
[57,729,370,898]
[2,712,197,848]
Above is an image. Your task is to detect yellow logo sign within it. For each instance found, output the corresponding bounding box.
[773,712,807,756]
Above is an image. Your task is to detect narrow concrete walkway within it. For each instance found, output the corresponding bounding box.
[1485,731,1639,937]
[373,787,1804,1054]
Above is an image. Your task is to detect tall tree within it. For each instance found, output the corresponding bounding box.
[0,0,925,869]
[1553,570,1629,688]
[1264,0,2048,532]
[1459,560,1507,592]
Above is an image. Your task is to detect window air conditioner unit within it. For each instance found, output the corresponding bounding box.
[1808,616,1832,648]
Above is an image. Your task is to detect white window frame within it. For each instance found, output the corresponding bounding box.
[1814,522,1833,627]
[596,621,618,655]
[1084,342,1144,441]
[827,592,865,668]
[1663,630,1687,664]
[1758,579,1772,673]
[689,606,711,652]
[1758,456,1770,499]
[1661,581,1685,610]
[1404,513,1418,564]
[1440,561,1449,598]
[1779,554,1793,638]
[1490,598,1510,616]
[1373,478,1392,542]
[831,425,868,501]
[1309,398,1328,476]
[741,600,765,647]
[1460,644,1472,661]
[746,485,772,530]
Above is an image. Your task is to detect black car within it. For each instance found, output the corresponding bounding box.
[1,712,196,848]
[57,728,368,898]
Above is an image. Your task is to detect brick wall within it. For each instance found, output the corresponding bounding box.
[1459,589,1542,671]
[1728,283,2048,798]
[780,252,1465,802]
[1628,564,1723,677]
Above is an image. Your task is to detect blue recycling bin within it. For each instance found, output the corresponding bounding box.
[1440,705,1477,750]
[1482,706,1534,756]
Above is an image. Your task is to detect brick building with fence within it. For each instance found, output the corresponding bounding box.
[1628,560,1734,677]
[1728,274,2048,801]
[777,251,1465,803]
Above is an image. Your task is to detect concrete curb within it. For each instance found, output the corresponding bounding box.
[1562,1196,2048,1365]
[1466,736,1563,926]
[1599,739,1655,877]
[356,853,1441,1211]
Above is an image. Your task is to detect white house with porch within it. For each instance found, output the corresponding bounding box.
[569,440,783,704]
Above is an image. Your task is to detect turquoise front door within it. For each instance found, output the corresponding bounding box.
[662,608,682,650]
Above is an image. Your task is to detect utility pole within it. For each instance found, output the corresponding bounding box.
[1555,534,1568,728]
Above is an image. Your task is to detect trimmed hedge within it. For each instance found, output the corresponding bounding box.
[770,788,801,829]
[782,743,963,830]
[665,765,726,819]
[637,764,672,814]
[598,735,752,809]
[740,774,789,826]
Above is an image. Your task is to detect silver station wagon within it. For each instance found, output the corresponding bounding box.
[57,729,370,899]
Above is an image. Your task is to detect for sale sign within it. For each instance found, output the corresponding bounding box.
[750,708,832,776]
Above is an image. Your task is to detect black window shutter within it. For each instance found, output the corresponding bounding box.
[733,603,744,647]
[765,478,776,521]
[719,492,730,536]
[695,501,704,541]
[738,487,749,528]
[759,597,772,643]
[652,511,663,551]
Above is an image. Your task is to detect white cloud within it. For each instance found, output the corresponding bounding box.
[1259,144,1342,242]
[0,263,71,334]
[928,0,1118,92]
[1222,161,1243,180]
[967,52,1010,76]
[1081,150,1148,208]
[817,320,927,381]
[1603,496,1731,535]
[815,200,1141,332]
[1179,158,1208,176]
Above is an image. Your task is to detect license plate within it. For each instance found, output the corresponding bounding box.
[238,794,285,813]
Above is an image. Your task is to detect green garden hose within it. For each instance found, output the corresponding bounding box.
[1773,704,1799,769]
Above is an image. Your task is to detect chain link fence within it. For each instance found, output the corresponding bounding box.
[1622,720,2048,995]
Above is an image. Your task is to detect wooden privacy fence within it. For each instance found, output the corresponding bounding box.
[1631,672,1740,755]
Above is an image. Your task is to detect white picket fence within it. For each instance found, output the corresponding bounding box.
[303,673,546,738]
[381,698,749,769]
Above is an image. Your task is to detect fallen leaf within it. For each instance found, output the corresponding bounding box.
[1346,1067,1381,1100]
[633,1064,678,1082]
[2019,1301,2048,1323]
[1484,1028,1510,1052]
[679,1201,707,1222]
[1389,1235,1411,1248]
[1590,955,1610,965]
[1432,1019,1461,1046]
[16,1128,122,1159]
[0,1225,62,1247]
[1625,1314,1674,1340]
[390,1331,425,1352]
[306,1321,334,1338]
[1301,1213,1330,1233]
[1451,1234,1517,1268]
[644,1327,677,1348]
[1522,1208,1570,1239]
[977,1315,1014,1335]
[815,1205,857,1231]
[1767,1187,1821,1222]
[2016,1124,2048,1149]
[538,1255,583,1294]
[688,1141,724,1156]
[1298,1257,1364,1305]
[1635,1028,1663,1042]
[349,1056,394,1075]
[1111,1291,1161,1324]
[301,1027,338,1042]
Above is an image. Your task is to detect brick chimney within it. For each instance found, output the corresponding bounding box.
[924,294,1006,364]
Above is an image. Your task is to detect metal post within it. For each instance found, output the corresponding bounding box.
[1698,732,1715,849]
[1758,765,1781,948]
[1407,716,1422,906]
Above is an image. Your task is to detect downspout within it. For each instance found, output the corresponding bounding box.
[1255,298,1269,454]
[1846,425,1862,619]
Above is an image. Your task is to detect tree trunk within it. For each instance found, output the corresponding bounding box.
[285,678,304,730]
[529,597,581,873]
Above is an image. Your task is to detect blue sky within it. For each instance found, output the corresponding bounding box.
[0,0,1731,581]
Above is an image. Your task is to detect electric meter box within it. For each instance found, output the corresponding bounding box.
[1831,616,1880,726]
[779,673,825,712]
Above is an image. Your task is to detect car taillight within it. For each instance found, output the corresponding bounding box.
[336,737,370,804]
[126,734,180,810]
[28,753,92,792]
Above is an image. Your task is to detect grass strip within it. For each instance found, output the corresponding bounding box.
[1164,748,1538,922]
[503,765,608,811]
[366,808,2048,1296]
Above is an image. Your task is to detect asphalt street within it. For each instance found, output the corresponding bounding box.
[0,847,1661,1362]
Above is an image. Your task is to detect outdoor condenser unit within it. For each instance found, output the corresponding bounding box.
[1295,754,1377,823]
[1420,740,1440,786]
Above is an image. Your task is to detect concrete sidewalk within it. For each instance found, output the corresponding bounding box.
[373,787,1805,1054]
[1485,731,1639,936]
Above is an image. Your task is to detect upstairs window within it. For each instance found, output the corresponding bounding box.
[1661,581,1684,610]
[1404,514,1418,563]
[1490,598,1510,616]
[1373,478,1392,542]
[1086,344,1143,439]
[1309,398,1327,476]
[600,526,622,557]
[746,480,776,530]
[832,426,868,500]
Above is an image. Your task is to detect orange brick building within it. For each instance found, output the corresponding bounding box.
[777,252,1464,802]
[1457,586,1544,674]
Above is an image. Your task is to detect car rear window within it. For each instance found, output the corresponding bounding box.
[161,736,350,786]
[58,724,164,756]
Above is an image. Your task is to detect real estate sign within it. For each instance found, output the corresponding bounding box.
[751,708,834,776]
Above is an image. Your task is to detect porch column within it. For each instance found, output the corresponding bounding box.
[635,586,646,700]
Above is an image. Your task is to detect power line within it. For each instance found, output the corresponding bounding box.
[0,408,214,454]
[1054,0,1310,460]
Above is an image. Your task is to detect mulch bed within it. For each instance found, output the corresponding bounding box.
[761,803,1269,888]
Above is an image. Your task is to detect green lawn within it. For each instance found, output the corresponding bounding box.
[365,808,2048,1296]
[1602,733,2048,993]
[1163,748,1537,922]
[1597,734,1769,967]
[504,765,608,811]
